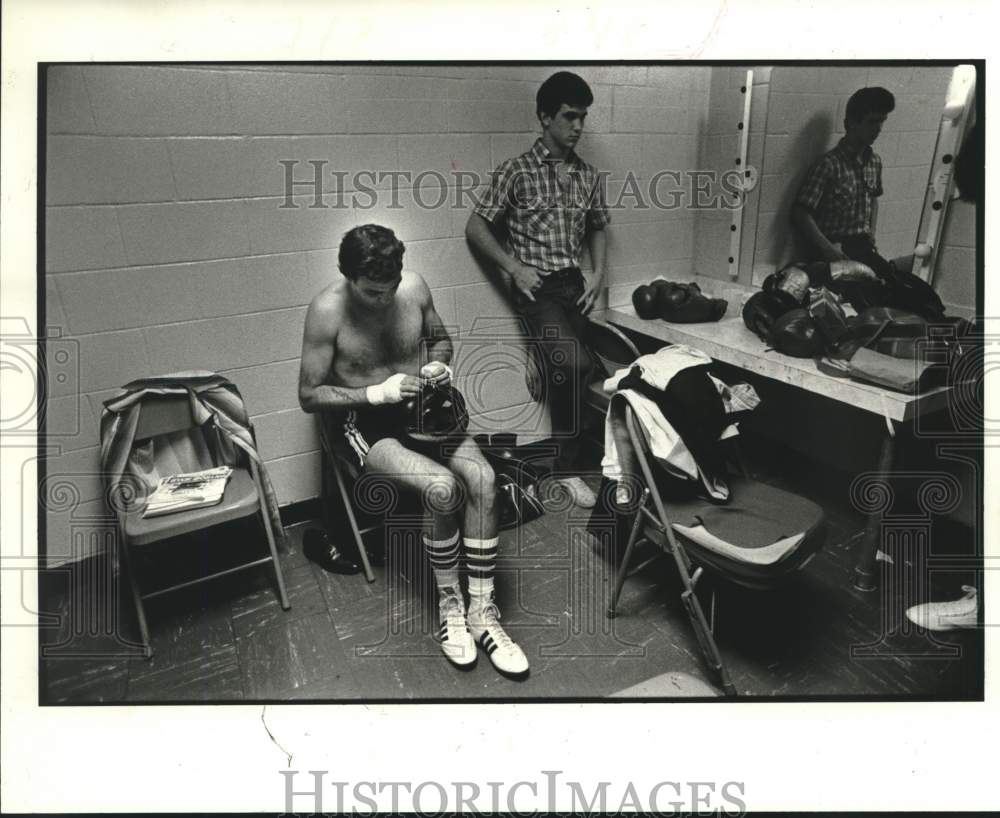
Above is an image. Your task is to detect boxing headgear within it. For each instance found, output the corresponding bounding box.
[406,383,470,442]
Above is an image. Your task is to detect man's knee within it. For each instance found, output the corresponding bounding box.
[452,454,496,506]
[421,471,464,516]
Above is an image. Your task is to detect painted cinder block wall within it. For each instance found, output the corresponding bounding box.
[43,63,710,565]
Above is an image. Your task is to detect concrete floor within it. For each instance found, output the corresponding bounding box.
[39,448,983,702]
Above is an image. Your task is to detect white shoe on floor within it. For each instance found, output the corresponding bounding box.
[468,596,529,679]
[905,585,978,631]
[548,476,597,509]
[437,588,476,668]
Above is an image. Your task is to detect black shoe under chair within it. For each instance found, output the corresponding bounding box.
[303,528,363,575]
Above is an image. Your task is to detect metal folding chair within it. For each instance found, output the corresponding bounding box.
[583,317,642,418]
[112,394,290,658]
[317,417,378,583]
[607,403,826,696]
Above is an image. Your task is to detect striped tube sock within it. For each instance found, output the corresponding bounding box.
[464,536,499,602]
[423,530,460,592]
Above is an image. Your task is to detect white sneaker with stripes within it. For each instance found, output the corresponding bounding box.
[437,588,476,669]
[468,596,529,679]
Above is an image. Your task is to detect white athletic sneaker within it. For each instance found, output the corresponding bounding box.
[556,476,597,508]
[437,588,476,668]
[905,585,979,631]
[468,596,529,679]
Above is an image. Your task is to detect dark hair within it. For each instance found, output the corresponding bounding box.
[844,87,896,128]
[536,71,594,119]
[338,224,405,282]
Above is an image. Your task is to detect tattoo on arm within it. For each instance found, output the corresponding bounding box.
[298,301,370,412]
[421,285,454,366]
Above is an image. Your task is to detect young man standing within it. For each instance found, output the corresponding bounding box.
[299,224,528,678]
[466,71,611,509]
[792,86,896,274]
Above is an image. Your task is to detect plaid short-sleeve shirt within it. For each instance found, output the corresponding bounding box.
[796,139,884,242]
[474,138,610,274]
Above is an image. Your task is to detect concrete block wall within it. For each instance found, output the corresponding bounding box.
[595,65,711,307]
[752,65,953,278]
[44,63,709,565]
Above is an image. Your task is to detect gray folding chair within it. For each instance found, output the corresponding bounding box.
[112,394,290,658]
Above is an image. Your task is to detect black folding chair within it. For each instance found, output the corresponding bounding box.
[317,417,378,583]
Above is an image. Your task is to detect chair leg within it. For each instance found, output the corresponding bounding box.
[678,568,737,696]
[709,586,717,634]
[321,447,334,533]
[117,540,153,659]
[259,507,291,611]
[332,461,376,584]
[607,490,649,618]
[623,406,738,695]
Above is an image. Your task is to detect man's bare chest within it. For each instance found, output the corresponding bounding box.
[335,305,424,376]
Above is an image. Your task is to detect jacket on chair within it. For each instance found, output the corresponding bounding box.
[99,371,287,550]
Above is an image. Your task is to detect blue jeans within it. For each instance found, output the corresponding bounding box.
[511,267,595,472]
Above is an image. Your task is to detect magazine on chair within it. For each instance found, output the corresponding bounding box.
[142,466,233,518]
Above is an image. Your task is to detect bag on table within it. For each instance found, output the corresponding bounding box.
[846,347,934,394]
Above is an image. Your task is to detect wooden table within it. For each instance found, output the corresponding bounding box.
[594,301,952,591]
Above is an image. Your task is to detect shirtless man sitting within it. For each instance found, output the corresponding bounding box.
[298,223,528,678]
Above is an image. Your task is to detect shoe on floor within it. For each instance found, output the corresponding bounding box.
[302,528,362,575]
[468,595,529,679]
[545,475,597,509]
[905,585,978,631]
[437,588,477,669]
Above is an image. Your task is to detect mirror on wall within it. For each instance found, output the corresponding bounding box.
[737,65,956,283]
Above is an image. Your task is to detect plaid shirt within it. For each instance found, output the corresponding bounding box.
[475,138,610,274]
[796,138,884,242]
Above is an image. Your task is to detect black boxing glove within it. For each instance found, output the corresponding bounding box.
[771,308,826,358]
[632,284,658,319]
